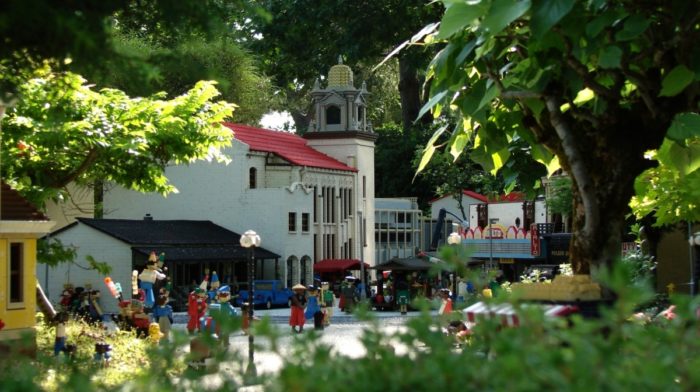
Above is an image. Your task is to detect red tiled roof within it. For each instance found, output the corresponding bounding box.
[1,182,49,221]
[223,123,357,172]
[429,190,528,204]
[430,190,488,204]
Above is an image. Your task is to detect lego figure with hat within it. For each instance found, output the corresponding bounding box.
[152,293,173,341]
[340,276,357,313]
[305,285,324,330]
[187,284,208,334]
[53,311,70,356]
[207,271,220,301]
[139,251,167,309]
[59,284,74,312]
[201,285,239,345]
[130,300,151,337]
[87,289,104,324]
[289,284,307,333]
[438,288,453,315]
[321,282,334,326]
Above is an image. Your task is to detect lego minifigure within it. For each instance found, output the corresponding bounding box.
[152,293,173,340]
[138,252,166,309]
[187,288,208,334]
[53,312,70,356]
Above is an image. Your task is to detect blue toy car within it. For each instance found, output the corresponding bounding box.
[236,280,293,309]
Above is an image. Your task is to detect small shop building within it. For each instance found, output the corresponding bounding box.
[1,182,55,355]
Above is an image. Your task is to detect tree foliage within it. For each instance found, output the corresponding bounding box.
[414,0,700,273]
[0,0,242,99]
[90,33,277,125]
[546,175,573,218]
[631,134,700,226]
[1,66,234,205]
[247,0,442,131]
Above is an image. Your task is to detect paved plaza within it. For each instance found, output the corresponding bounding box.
[169,303,435,380]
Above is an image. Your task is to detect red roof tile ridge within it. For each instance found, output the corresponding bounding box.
[223,123,357,172]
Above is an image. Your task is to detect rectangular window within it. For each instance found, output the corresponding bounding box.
[288,212,297,232]
[331,187,336,223]
[313,187,318,223]
[9,242,24,305]
[362,176,366,198]
[302,213,310,232]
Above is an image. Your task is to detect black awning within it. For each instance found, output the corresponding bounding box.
[371,256,435,271]
[133,246,280,263]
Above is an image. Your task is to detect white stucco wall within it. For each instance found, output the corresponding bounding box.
[306,137,376,266]
[40,223,132,314]
[468,200,547,230]
[101,141,316,284]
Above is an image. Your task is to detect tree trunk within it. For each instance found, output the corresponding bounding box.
[398,56,427,132]
[541,98,670,275]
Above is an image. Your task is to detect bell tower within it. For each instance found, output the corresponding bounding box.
[305,56,377,267]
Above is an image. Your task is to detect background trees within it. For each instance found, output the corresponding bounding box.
[418,0,700,273]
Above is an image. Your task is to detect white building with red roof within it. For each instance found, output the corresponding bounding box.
[81,58,377,292]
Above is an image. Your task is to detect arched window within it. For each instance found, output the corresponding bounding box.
[300,256,312,285]
[326,105,341,125]
[249,167,257,189]
[287,257,294,288]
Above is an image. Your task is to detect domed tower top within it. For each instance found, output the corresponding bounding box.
[327,55,354,88]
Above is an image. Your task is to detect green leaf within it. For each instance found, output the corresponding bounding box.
[662,138,700,176]
[667,112,700,143]
[585,9,626,38]
[437,3,488,39]
[530,0,575,38]
[599,46,622,69]
[416,125,448,176]
[418,90,449,121]
[481,0,532,36]
[659,65,695,97]
[449,120,471,161]
[573,88,595,105]
[615,14,650,41]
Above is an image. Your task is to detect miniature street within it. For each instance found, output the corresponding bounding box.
[170,304,433,376]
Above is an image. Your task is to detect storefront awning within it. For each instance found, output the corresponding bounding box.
[313,259,369,273]
[371,256,435,271]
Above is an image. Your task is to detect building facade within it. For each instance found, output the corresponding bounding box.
[1,182,54,354]
[42,59,377,305]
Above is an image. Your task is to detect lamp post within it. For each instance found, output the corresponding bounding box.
[488,218,499,271]
[447,229,461,299]
[240,229,261,380]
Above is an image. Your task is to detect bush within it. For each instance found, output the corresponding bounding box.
[1,262,698,391]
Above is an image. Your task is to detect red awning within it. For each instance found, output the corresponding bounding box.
[313,259,369,273]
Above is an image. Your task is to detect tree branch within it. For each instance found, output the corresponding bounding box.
[544,95,599,237]
[559,33,618,101]
[53,149,99,189]
[500,90,543,99]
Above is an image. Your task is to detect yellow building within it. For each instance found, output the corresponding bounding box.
[0,182,54,355]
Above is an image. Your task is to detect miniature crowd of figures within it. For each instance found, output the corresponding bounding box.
[289,282,335,333]
[52,251,176,365]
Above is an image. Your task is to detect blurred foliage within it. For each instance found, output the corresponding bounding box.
[1,263,699,390]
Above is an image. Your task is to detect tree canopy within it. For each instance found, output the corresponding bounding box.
[247,0,443,132]
[417,0,700,273]
[1,67,234,205]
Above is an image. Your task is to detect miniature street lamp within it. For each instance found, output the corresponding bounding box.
[488,218,499,270]
[447,226,462,298]
[240,229,261,379]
